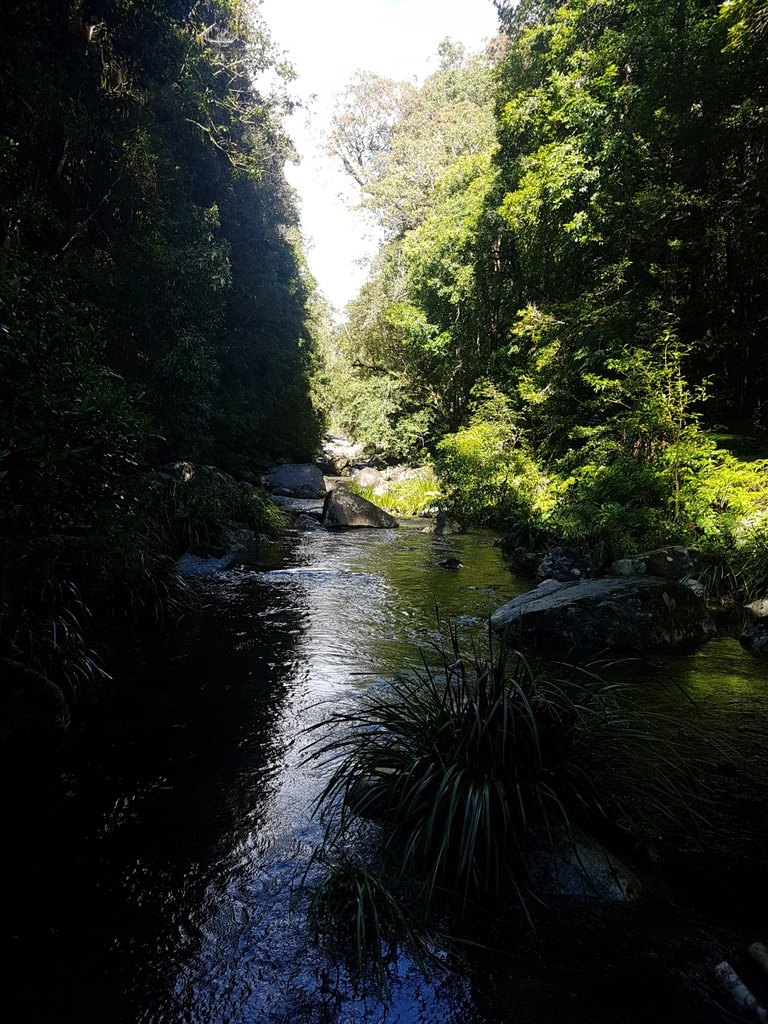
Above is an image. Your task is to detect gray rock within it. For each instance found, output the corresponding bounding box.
[740,621,768,659]
[321,489,399,529]
[434,510,464,535]
[177,551,235,575]
[383,464,432,483]
[536,546,593,583]
[529,830,641,902]
[611,545,695,581]
[746,597,768,618]
[266,463,327,498]
[225,528,262,566]
[316,454,350,477]
[295,514,325,531]
[491,576,714,654]
[353,467,386,491]
[271,494,326,516]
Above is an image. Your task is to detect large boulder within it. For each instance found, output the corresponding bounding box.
[536,546,593,583]
[491,576,714,655]
[611,545,695,581]
[266,463,326,498]
[321,489,399,529]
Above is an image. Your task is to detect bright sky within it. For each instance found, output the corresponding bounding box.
[257,0,500,318]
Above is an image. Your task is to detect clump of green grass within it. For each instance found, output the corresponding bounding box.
[308,628,700,922]
[306,850,437,997]
[698,515,768,603]
[4,574,108,701]
[349,471,441,517]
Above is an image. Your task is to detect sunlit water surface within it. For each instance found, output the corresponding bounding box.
[5,522,768,1023]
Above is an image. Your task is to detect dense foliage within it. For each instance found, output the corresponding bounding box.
[320,5,768,584]
[1,0,323,729]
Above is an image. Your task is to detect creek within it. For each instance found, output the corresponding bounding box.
[5,520,768,1023]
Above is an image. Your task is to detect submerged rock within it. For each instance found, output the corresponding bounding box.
[295,514,325,532]
[438,557,464,570]
[321,489,399,529]
[491,576,714,654]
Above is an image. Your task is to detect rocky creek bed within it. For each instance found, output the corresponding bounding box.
[4,518,768,1023]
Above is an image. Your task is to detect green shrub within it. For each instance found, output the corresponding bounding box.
[160,472,286,554]
[434,383,558,527]
[306,852,436,997]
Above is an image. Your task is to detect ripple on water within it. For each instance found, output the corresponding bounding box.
[8,525,768,1023]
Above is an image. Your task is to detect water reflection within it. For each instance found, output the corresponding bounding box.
[6,524,767,1023]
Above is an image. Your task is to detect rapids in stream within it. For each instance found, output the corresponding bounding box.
[5,520,768,1023]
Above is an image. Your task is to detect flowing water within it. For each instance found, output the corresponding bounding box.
[5,520,768,1023]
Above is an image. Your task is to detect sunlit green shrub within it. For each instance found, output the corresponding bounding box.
[434,383,559,527]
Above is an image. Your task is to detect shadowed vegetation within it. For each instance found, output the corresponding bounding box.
[305,627,704,987]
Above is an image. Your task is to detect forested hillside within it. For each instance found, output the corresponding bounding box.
[320,0,768,579]
[0,0,323,728]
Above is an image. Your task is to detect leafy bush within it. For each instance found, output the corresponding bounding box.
[434,383,558,527]
[157,471,286,554]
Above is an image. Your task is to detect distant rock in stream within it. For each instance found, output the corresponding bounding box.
[321,489,399,529]
[266,463,326,498]
[491,575,714,655]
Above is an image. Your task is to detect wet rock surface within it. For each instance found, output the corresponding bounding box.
[320,488,399,529]
[266,463,326,498]
[611,545,695,581]
[536,545,593,583]
[491,575,715,654]
[529,831,641,902]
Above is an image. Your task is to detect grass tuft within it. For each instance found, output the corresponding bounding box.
[306,626,703,945]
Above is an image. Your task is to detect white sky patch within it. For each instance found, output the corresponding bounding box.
[256,0,499,319]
